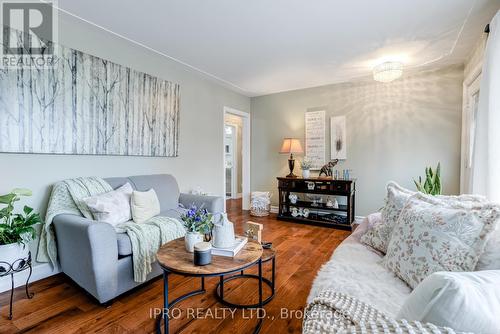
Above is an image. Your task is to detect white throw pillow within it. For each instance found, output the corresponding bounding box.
[398,270,500,334]
[476,224,500,270]
[83,183,133,226]
[131,189,161,223]
[383,193,500,288]
[361,181,488,254]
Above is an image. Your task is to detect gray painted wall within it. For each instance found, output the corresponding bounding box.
[0,12,250,274]
[250,65,464,216]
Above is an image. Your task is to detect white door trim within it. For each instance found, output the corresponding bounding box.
[223,107,251,210]
[460,61,482,193]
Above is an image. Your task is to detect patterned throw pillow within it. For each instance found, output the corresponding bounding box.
[383,193,500,288]
[361,181,488,254]
[83,183,133,226]
[361,182,413,253]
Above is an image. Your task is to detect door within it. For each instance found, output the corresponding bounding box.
[224,125,237,198]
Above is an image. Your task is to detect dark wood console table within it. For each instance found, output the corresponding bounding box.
[277,177,356,230]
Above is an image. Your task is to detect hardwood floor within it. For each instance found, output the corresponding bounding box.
[0,199,350,334]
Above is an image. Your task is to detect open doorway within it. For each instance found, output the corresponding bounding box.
[224,122,240,199]
[223,107,250,211]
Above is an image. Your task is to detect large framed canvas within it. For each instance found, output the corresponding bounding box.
[331,116,347,159]
[0,27,180,157]
[305,110,325,170]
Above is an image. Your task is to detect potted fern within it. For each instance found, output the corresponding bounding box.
[414,163,442,195]
[0,189,42,265]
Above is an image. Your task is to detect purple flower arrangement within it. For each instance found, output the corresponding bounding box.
[180,205,213,234]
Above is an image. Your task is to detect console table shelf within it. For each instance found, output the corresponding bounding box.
[277,177,356,230]
[289,200,348,212]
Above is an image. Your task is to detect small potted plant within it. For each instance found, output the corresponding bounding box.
[300,158,313,178]
[181,205,213,252]
[0,189,42,266]
[414,163,442,195]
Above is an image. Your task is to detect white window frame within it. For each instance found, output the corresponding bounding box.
[460,62,482,194]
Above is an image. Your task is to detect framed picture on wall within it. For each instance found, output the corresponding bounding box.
[305,110,326,170]
[331,116,347,159]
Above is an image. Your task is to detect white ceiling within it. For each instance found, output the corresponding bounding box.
[57,0,499,96]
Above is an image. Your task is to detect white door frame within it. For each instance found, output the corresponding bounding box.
[223,107,251,210]
[460,61,482,193]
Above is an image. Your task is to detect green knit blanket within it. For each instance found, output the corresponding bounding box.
[37,177,186,283]
[115,217,185,282]
[37,177,113,266]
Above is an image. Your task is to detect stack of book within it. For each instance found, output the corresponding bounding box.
[211,236,248,257]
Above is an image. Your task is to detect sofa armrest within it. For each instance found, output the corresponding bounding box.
[53,214,118,303]
[179,193,224,213]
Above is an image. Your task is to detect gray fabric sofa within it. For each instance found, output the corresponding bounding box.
[53,174,224,304]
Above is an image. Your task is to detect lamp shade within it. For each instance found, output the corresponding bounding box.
[280,138,303,154]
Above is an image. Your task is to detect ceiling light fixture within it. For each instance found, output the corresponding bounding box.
[373,61,403,83]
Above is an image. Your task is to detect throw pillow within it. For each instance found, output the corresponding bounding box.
[476,224,500,270]
[361,182,415,253]
[383,193,500,288]
[397,270,500,334]
[131,189,161,223]
[361,181,488,254]
[352,212,382,242]
[83,183,133,226]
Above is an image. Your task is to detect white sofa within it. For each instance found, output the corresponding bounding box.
[307,217,411,317]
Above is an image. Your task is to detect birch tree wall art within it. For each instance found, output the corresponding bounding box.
[0,28,180,157]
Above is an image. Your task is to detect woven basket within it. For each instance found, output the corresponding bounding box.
[250,206,270,217]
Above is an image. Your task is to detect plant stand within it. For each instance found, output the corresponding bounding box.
[0,251,34,320]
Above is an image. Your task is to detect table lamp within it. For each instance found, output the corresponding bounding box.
[280,138,303,178]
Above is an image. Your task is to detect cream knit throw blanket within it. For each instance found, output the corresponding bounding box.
[37,177,113,266]
[303,290,469,334]
[37,177,186,283]
[115,217,185,282]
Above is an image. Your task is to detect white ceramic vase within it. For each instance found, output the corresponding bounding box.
[302,169,310,178]
[185,232,203,253]
[0,243,29,266]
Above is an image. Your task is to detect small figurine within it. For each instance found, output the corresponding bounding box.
[332,198,339,209]
[289,194,298,204]
[302,208,310,218]
[319,160,339,177]
[245,221,263,243]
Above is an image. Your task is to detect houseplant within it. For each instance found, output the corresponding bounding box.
[300,158,313,178]
[181,205,213,252]
[414,163,442,195]
[0,188,42,265]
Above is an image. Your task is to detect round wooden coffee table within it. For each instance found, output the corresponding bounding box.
[215,248,276,308]
[156,238,264,334]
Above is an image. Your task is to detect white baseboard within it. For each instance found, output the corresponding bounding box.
[270,205,279,213]
[353,216,365,224]
[0,263,60,293]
